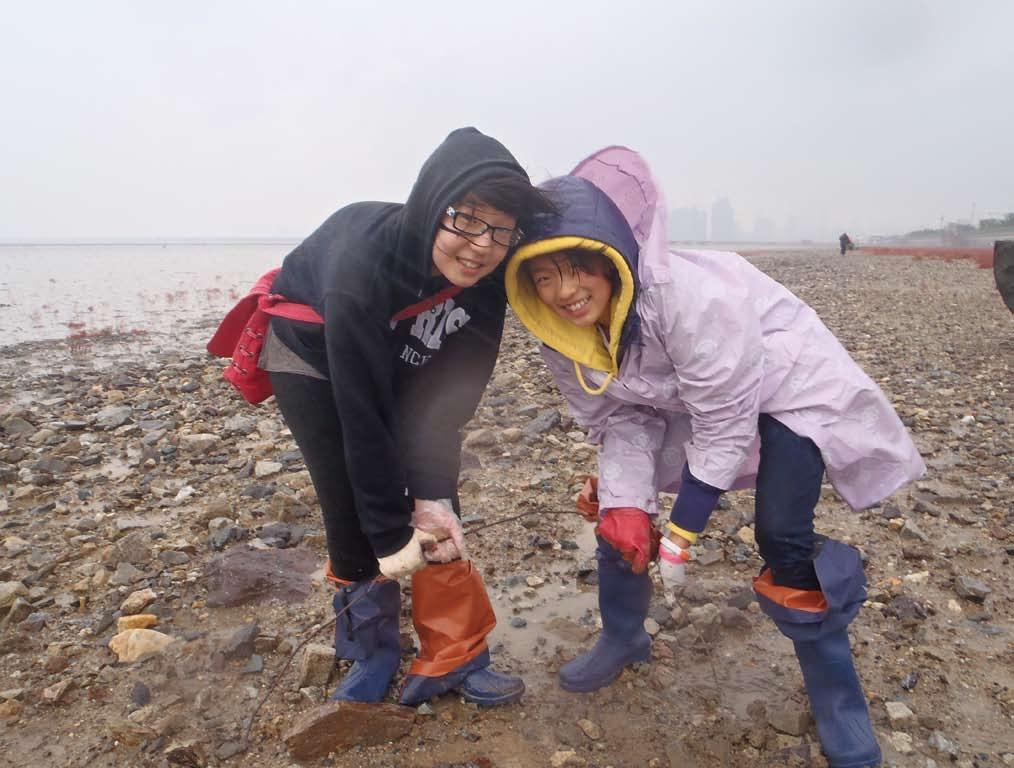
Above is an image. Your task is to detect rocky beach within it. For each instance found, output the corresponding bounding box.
[0,248,1011,768]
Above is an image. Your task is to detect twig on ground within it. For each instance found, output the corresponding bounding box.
[693,624,731,768]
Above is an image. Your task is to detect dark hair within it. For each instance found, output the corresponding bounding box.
[523,248,621,292]
[460,175,558,230]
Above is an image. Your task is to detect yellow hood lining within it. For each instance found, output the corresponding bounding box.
[505,236,635,394]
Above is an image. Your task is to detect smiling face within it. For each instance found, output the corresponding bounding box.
[431,199,518,287]
[525,250,617,329]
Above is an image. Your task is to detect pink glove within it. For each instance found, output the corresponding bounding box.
[411,499,467,563]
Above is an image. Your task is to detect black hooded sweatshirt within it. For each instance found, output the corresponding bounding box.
[269,128,528,557]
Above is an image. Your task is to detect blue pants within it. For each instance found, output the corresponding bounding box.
[754,414,825,591]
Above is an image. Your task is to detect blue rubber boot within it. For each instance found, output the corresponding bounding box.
[559,539,651,693]
[754,539,880,768]
[401,649,525,706]
[329,578,402,703]
[795,631,881,768]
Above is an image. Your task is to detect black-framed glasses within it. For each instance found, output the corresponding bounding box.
[443,206,522,247]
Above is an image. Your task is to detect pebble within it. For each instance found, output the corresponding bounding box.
[885,700,916,726]
[120,588,157,615]
[889,731,914,754]
[117,614,159,632]
[953,575,991,602]
[577,718,602,740]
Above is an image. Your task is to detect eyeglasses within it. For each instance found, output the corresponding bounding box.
[443,206,522,247]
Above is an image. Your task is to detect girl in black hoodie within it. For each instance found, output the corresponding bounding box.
[264,128,553,706]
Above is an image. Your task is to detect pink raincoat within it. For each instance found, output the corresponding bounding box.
[509,147,925,514]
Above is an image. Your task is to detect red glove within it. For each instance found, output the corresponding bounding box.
[576,476,600,522]
[595,508,660,574]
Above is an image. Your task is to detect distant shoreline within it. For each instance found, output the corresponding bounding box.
[0,238,833,249]
[0,238,303,247]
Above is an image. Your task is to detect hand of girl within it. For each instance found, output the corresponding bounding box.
[412,498,468,563]
[376,528,438,579]
[659,536,691,587]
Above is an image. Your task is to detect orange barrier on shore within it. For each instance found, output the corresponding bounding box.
[858,246,994,269]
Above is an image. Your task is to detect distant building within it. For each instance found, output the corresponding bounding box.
[710,198,737,241]
[669,207,708,241]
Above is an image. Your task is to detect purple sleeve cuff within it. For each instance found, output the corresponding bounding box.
[668,463,724,534]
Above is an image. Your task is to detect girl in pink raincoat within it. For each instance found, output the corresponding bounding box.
[504,147,925,768]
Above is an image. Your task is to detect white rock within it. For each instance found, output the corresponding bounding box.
[254,461,283,478]
[889,731,913,754]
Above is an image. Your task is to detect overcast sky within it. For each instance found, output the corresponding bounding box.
[2,0,1011,242]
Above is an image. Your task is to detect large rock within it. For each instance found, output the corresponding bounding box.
[284,701,414,761]
[204,546,316,607]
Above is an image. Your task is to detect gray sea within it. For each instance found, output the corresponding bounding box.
[0,242,293,348]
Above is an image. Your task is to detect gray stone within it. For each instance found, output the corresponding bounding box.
[697,549,725,566]
[254,460,283,478]
[927,730,959,757]
[719,606,750,629]
[523,409,561,436]
[463,429,497,448]
[0,581,28,610]
[2,416,36,435]
[900,519,929,543]
[95,405,133,429]
[110,562,146,586]
[220,623,259,659]
[179,433,220,454]
[111,531,152,566]
[885,700,916,726]
[954,575,991,602]
[223,415,257,435]
[3,598,33,628]
[914,496,945,517]
[297,643,335,688]
[768,704,811,736]
[116,518,155,532]
[158,550,191,566]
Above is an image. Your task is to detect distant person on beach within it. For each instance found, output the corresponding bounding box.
[504,146,924,768]
[250,128,553,707]
[839,232,854,255]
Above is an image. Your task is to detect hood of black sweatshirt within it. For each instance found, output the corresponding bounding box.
[395,126,530,298]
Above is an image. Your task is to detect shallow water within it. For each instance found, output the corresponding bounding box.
[0,242,292,347]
